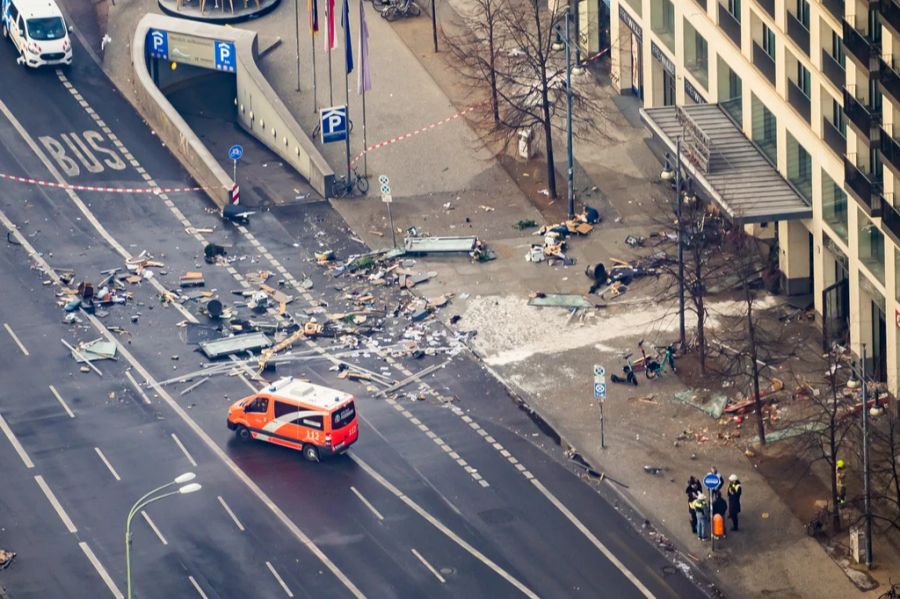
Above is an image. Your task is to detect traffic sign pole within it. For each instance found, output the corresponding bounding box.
[594,365,606,449]
[379,175,396,248]
[227,145,244,185]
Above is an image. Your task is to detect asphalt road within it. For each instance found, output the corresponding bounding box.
[0,33,706,599]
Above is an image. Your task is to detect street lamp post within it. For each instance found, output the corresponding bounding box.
[556,8,575,219]
[661,145,686,351]
[860,344,873,569]
[126,473,201,599]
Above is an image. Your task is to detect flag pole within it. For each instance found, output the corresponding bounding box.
[294,0,301,91]
[345,65,351,193]
[361,84,368,179]
[311,26,318,112]
[327,49,334,105]
[343,0,352,193]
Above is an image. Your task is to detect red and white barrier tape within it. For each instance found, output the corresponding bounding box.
[351,47,609,166]
[0,172,203,194]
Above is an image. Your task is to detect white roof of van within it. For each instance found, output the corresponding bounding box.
[262,377,352,409]
[15,0,64,20]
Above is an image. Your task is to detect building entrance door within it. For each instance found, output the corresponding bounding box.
[822,279,850,350]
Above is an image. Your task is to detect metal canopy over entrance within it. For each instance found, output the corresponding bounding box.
[640,103,812,224]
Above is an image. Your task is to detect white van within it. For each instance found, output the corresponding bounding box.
[2,0,71,67]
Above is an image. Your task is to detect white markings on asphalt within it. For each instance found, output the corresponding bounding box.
[141,510,168,545]
[79,541,124,599]
[4,323,29,356]
[0,210,367,598]
[34,475,77,533]
[171,433,198,467]
[411,548,446,584]
[94,447,121,481]
[530,478,656,598]
[385,397,488,488]
[124,370,152,405]
[188,576,209,599]
[350,486,385,522]
[0,413,34,469]
[266,561,294,597]
[350,454,538,599]
[49,385,75,418]
[217,496,245,532]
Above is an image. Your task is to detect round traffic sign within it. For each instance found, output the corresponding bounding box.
[380,184,391,194]
[228,144,244,161]
[593,365,605,377]
[703,472,722,489]
[378,175,389,186]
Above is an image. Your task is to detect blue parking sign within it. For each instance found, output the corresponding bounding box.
[214,40,236,72]
[320,106,348,144]
[147,29,168,60]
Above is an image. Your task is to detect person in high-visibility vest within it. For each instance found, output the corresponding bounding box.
[691,495,709,541]
[836,460,847,505]
[727,474,742,531]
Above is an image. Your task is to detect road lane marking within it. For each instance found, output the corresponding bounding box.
[530,478,656,598]
[141,510,168,545]
[125,371,152,405]
[266,561,294,597]
[79,541,124,599]
[94,447,121,481]
[49,385,75,418]
[350,486,385,521]
[171,433,198,467]
[217,496,245,531]
[411,548,446,583]
[34,475,77,533]
[0,413,34,469]
[0,96,360,598]
[4,323,29,356]
[349,454,538,599]
[188,576,209,599]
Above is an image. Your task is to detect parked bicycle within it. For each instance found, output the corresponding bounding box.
[330,168,369,198]
[639,340,677,379]
[878,580,900,599]
[381,0,421,21]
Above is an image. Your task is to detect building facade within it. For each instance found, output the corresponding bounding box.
[609,0,900,389]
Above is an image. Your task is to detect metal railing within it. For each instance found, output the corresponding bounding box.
[842,19,878,68]
[844,157,883,216]
[823,117,847,156]
[879,57,900,103]
[881,131,900,173]
[843,87,879,138]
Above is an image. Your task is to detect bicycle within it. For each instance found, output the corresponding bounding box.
[330,168,369,198]
[611,352,639,386]
[640,341,677,379]
[381,0,421,20]
[878,580,900,599]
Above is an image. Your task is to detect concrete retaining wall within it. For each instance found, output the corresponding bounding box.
[131,14,334,207]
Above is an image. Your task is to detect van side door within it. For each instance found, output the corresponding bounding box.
[242,395,269,432]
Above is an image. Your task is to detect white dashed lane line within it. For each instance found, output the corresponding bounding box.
[79,542,124,599]
[188,576,209,599]
[94,447,121,481]
[49,385,75,418]
[217,496,245,532]
[0,413,35,469]
[4,322,29,356]
[171,433,198,467]
[350,486,385,522]
[266,561,294,597]
[34,475,77,533]
[411,548,446,584]
[141,510,168,545]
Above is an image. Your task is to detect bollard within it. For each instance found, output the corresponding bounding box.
[713,514,725,539]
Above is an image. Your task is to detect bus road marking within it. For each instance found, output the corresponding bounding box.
[94,447,121,481]
[217,496,245,531]
[0,413,34,469]
[171,433,198,466]
[350,486,385,521]
[411,548,446,583]
[50,385,75,418]
[34,475,77,533]
[4,323,29,356]
[266,561,294,597]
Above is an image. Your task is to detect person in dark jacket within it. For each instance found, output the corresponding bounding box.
[727,474,742,531]
[685,476,702,533]
[712,491,728,537]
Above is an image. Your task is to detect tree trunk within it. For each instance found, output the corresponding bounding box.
[747,286,766,445]
[532,0,557,199]
[487,18,499,125]
[830,402,842,531]
[693,245,706,375]
[541,99,557,199]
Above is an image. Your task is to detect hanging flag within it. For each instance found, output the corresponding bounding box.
[357,0,371,94]
[325,0,337,51]
[308,0,319,34]
[342,0,353,74]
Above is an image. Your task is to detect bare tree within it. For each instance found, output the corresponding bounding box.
[443,0,507,126]
[867,403,900,533]
[444,0,608,198]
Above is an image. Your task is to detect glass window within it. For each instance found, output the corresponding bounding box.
[26,17,65,41]
[652,0,676,50]
[786,132,812,202]
[858,209,885,282]
[274,400,297,418]
[718,57,742,124]
[797,0,810,28]
[685,21,709,87]
[728,0,741,19]
[296,415,324,429]
[245,397,269,414]
[796,63,810,96]
[332,401,356,429]
[831,31,844,67]
[752,94,777,164]
[832,99,846,136]
[822,171,848,242]
[762,25,776,58]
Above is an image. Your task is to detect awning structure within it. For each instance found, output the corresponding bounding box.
[640,104,812,224]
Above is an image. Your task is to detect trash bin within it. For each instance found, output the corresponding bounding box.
[850,526,866,564]
[518,128,533,160]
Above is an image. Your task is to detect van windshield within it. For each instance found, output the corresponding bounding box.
[332,401,356,429]
[27,17,66,41]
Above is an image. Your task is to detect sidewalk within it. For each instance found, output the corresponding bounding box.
[92,1,895,596]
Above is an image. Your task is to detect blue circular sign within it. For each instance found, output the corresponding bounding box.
[703,472,722,489]
[228,144,244,161]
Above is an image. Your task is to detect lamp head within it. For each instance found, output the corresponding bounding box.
[174,472,196,484]
[178,483,202,495]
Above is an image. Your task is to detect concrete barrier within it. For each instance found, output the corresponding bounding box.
[131,14,334,208]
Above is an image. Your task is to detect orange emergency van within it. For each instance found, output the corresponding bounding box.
[226,377,359,461]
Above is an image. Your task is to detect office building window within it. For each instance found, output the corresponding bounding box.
[752,94,777,164]
[796,63,810,96]
[822,172,848,241]
[762,25,776,58]
[832,99,846,136]
[831,31,844,67]
[797,0,810,28]
[685,21,709,87]
[787,132,812,202]
[858,209,885,283]
[728,0,741,19]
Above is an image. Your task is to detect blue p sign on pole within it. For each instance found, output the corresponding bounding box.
[320,106,348,144]
[228,145,244,161]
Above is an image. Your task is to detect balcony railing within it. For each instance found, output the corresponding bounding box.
[882,0,899,36]
[844,158,883,216]
[822,49,845,88]
[823,118,847,156]
[882,130,900,174]
[824,0,845,21]
[718,4,742,47]
[881,201,900,246]
[753,42,776,84]
[755,0,774,17]
[786,12,810,55]
[842,20,879,70]
[788,81,811,121]
[880,58,900,104]
[843,88,880,138]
